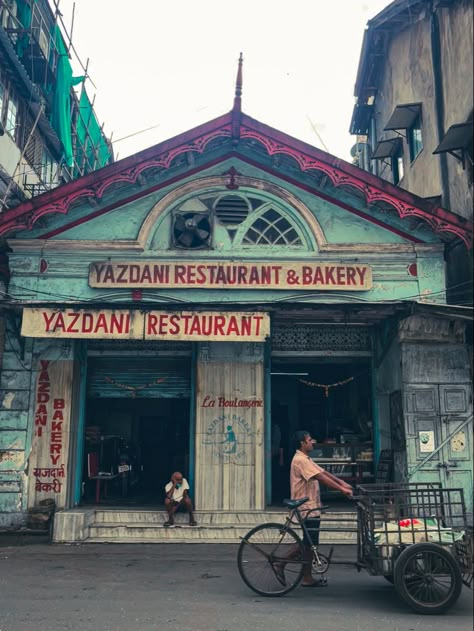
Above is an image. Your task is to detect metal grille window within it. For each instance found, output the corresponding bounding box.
[242,207,303,246]
[272,326,371,352]
[23,114,43,170]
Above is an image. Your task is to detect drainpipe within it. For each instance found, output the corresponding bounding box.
[430,2,451,211]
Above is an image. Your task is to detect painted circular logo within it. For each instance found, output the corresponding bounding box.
[203,413,257,463]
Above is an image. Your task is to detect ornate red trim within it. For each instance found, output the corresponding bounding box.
[0,114,471,248]
[239,126,472,248]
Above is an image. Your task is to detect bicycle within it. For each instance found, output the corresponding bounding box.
[238,485,473,614]
[237,497,333,597]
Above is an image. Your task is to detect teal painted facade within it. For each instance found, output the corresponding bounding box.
[0,109,472,527]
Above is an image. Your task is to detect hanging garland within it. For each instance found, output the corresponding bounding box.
[104,376,166,398]
[299,376,354,398]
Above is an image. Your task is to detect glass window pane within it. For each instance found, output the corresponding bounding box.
[6,97,18,135]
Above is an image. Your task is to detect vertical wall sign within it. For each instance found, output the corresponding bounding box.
[195,343,265,511]
[27,360,74,509]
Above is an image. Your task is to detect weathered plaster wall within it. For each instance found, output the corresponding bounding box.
[0,328,74,528]
[399,315,473,516]
[0,319,33,527]
[439,0,474,221]
[376,14,442,198]
[374,2,473,221]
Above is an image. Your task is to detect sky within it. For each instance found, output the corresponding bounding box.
[59,0,390,162]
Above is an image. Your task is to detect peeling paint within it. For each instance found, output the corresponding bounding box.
[2,392,15,409]
[0,450,25,471]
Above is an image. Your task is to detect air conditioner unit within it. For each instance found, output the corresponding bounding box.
[38,27,49,59]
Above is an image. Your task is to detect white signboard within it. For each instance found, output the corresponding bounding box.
[89,261,373,291]
[21,308,270,342]
[419,430,435,453]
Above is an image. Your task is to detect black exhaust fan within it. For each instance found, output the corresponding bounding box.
[172,211,212,248]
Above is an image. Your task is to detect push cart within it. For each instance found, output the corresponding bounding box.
[237,482,473,614]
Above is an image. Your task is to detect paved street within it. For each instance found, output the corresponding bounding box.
[0,542,472,631]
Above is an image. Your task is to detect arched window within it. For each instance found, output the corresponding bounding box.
[241,205,303,246]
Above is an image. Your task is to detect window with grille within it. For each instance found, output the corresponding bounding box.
[23,114,44,173]
[242,206,303,246]
[5,94,18,137]
[170,189,310,251]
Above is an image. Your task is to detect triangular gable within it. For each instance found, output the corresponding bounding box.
[0,108,472,248]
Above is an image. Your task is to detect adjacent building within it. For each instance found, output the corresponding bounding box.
[350,0,473,306]
[0,0,112,210]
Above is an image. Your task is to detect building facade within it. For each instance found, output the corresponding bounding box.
[350,0,473,306]
[0,0,112,211]
[0,65,472,535]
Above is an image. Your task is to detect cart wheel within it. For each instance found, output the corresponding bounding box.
[393,542,463,614]
[237,523,305,597]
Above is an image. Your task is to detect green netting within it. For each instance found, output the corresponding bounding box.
[75,88,111,174]
[51,25,84,167]
[15,0,33,58]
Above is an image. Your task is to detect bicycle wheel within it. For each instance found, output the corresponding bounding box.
[237,523,305,597]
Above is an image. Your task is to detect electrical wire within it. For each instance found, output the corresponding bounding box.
[1,279,472,308]
[4,329,69,372]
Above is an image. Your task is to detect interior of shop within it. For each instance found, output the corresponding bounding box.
[82,397,190,505]
[270,359,374,505]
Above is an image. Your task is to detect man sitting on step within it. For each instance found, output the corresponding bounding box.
[164,471,197,527]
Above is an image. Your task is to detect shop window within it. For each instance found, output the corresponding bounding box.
[242,207,303,246]
[408,114,423,162]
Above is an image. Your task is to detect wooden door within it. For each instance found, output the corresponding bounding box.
[438,385,472,513]
[405,384,473,516]
[195,342,265,510]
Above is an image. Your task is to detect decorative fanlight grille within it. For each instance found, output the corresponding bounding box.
[272,326,371,351]
[242,208,302,246]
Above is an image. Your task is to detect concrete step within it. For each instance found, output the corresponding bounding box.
[53,508,358,544]
[92,509,357,525]
[86,511,358,544]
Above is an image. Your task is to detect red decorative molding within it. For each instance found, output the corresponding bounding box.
[239,126,472,248]
[0,110,471,249]
[0,121,232,238]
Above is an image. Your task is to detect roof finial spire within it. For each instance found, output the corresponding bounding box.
[233,52,243,112]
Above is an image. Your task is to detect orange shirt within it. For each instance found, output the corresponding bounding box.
[290,450,324,516]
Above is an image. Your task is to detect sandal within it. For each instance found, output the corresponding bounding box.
[189,521,198,526]
[301,578,328,587]
[163,521,175,528]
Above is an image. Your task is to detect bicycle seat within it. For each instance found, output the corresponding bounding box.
[283,497,309,509]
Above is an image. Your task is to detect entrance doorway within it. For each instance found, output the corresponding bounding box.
[81,354,192,506]
[82,398,190,505]
[270,359,374,504]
